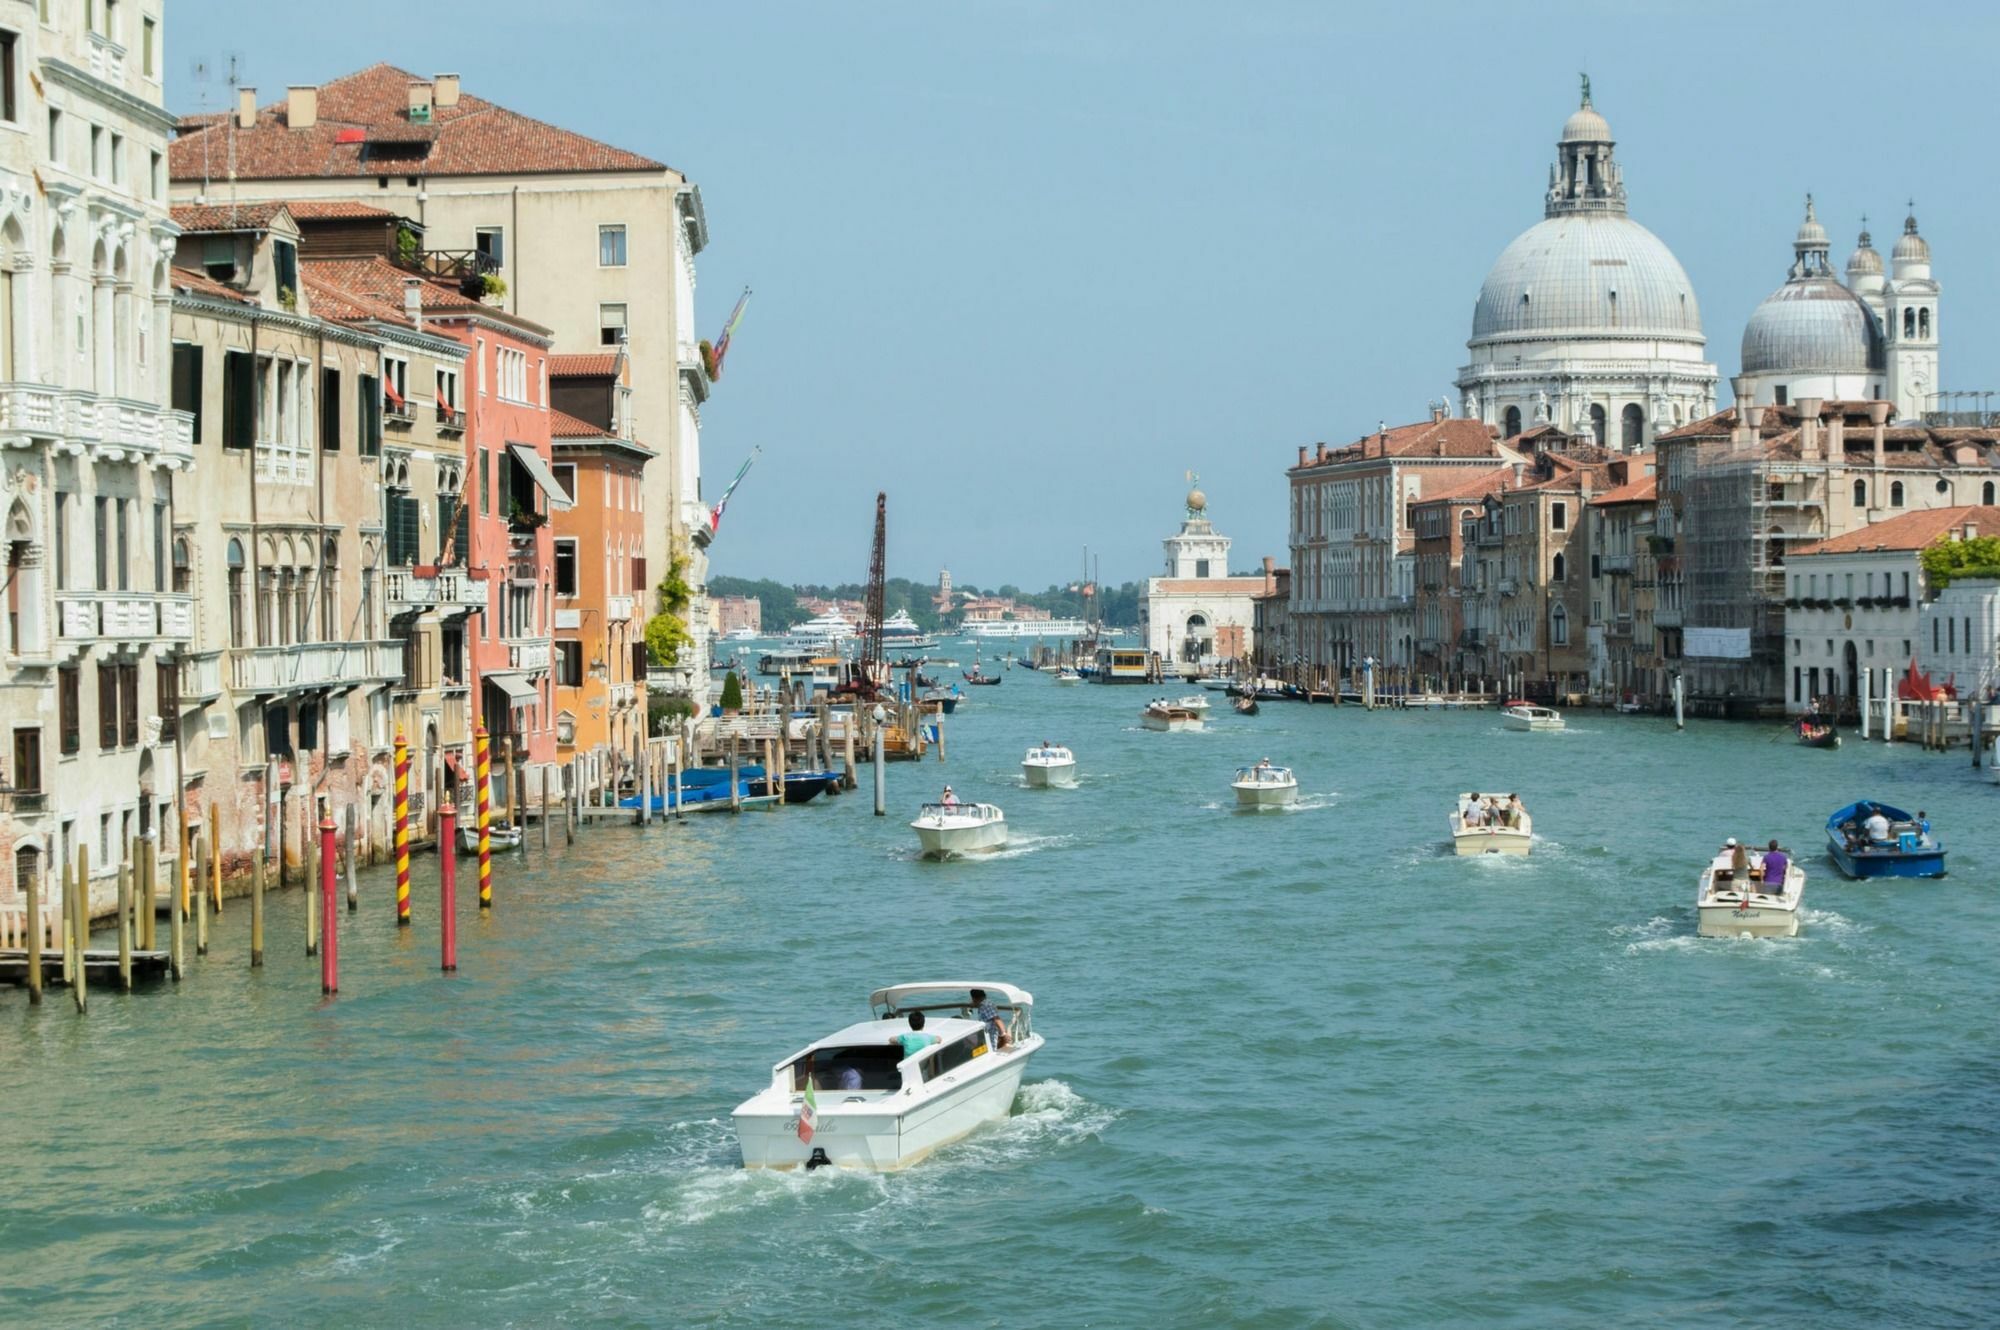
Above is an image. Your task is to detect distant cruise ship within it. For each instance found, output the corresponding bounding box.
[964,619,1090,638]
[786,609,858,649]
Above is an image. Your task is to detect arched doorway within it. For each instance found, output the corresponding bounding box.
[1503,405,1522,437]
[1589,403,1607,445]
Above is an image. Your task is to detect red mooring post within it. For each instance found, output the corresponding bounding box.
[475,725,493,910]
[439,800,458,972]
[319,814,338,994]
[394,729,412,926]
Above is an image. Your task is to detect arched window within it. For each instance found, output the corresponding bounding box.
[226,539,246,647]
[1503,405,1521,437]
[320,537,340,642]
[1890,481,1905,507]
[1550,603,1569,646]
[1620,403,1644,449]
[1904,308,1916,337]
[14,843,40,896]
[1551,552,1566,583]
[1588,403,1607,445]
[172,537,191,593]
[1853,479,1867,507]
[1919,307,1930,338]
[1985,481,1996,506]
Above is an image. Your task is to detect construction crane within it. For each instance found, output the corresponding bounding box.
[862,491,887,691]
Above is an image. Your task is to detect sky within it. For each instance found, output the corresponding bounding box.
[168,0,2000,590]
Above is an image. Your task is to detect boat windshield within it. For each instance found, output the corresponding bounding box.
[790,1044,907,1093]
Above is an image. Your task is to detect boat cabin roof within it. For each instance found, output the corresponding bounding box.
[871,980,1033,1014]
[1459,791,1522,802]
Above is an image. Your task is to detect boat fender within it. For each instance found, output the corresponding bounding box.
[805,1147,831,1171]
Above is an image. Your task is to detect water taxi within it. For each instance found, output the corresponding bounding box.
[1696,841,1805,938]
[910,802,1008,858]
[734,981,1042,1171]
[1232,763,1297,808]
[1142,700,1204,732]
[1825,801,1946,879]
[1501,701,1565,732]
[1053,668,1082,685]
[1448,793,1532,855]
[1167,693,1210,713]
[1021,745,1077,788]
[458,820,522,852]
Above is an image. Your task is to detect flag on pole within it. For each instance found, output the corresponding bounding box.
[708,447,760,535]
[711,286,753,377]
[797,1079,818,1144]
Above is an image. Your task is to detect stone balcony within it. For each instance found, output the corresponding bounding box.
[58,592,194,643]
[607,594,634,622]
[231,640,401,694]
[507,637,552,672]
[386,567,492,614]
[179,651,225,704]
[1600,552,1634,575]
[0,387,195,467]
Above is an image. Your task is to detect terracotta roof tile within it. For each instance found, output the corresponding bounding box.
[550,352,620,377]
[300,257,482,327]
[170,63,668,182]
[549,408,609,438]
[1590,474,1658,506]
[280,199,402,220]
[170,202,291,232]
[1791,506,2000,557]
[1413,466,1511,505]
[1300,417,1506,468]
[169,268,258,305]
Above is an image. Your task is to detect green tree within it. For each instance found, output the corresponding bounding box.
[645,555,695,667]
[719,670,744,710]
[1920,534,2000,592]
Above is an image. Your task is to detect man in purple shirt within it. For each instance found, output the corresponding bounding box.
[1760,839,1790,893]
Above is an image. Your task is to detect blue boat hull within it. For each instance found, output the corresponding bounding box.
[1826,836,1947,879]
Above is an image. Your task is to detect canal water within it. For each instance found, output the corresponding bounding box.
[5,664,1998,1327]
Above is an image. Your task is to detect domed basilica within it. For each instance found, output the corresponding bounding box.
[1456,81,1717,450]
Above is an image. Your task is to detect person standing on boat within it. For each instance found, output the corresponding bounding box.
[1761,839,1789,892]
[1726,837,1748,879]
[895,1010,937,1059]
[1917,810,1931,837]
[1863,807,1891,844]
[970,989,1011,1050]
[941,785,959,808]
[1507,794,1526,829]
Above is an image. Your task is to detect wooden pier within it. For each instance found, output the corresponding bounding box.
[0,947,172,986]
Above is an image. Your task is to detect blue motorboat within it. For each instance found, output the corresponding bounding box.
[1825,801,1947,879]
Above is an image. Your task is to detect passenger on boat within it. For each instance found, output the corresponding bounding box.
[1762,839,1789,891]
[1917,810,1931,836]
[970,988,1011,1050]
[1863,808,1891,843]
[837,1066,864,1090]
[1720,837,1746,880]
[1462,798,1483,828]
[1507,794,1526,829]
[895,1009,938,1059]
[941,785,959,808]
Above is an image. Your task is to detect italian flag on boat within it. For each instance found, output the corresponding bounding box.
[797,1079,817,1144]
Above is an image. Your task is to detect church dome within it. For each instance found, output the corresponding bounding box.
[1740,278,1883,375]
[1560,103,1612,144]
[1846,226,1883,278]
[1471,214,1705,344]
[1893,211,1930,265]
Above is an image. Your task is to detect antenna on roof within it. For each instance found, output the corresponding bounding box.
[189,55,213,199]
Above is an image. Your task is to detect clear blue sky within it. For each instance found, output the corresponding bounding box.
[168,0,1999,590]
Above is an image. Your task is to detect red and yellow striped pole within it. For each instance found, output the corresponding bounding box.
[394,729,411,927]
[475,725,493,909]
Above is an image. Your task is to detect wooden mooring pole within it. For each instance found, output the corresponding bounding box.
[71,847,88,1013]
[117,855,133,992]
[250,852,265,968]
[25,865,41,1004]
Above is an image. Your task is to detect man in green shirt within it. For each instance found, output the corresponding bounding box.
[894,1009,937,1059]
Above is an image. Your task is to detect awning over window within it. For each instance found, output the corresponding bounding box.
[483,671,539,705]
[508,443,574,511]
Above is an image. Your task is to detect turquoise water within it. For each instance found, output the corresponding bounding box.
[5,672,1998,1327]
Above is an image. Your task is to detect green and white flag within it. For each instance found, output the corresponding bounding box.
[797,1079,818,1145]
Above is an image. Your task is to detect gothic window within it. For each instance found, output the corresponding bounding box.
[1503,406,1521,437]
[1588,403,1606,445]
[1621,404,1644,449]
[226,539,246,647]
[1551,552,1566,583]
[1550,603,1568,646]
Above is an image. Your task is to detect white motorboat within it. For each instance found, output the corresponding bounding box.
[1696,845,1806,938]
[910,802,1008,858]
[1501,701,1565,731]
[734,981,1043,1171]
[1232,763,1298,807]
[1448,792,1532,855]
[1053,669,1082,685]
[725,625,762,642]
[1168,693,1211,712]
[458,820,522,852]
[1021,745,1077,788]
[1142,700,1204,732]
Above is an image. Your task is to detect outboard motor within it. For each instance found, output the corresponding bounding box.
[805,1148,831,1171]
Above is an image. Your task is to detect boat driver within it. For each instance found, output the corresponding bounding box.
[1863,806,1891,844]
[941,785,959,808]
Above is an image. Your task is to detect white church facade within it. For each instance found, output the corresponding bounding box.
[1143,484,1264,674]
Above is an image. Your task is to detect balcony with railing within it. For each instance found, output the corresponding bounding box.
[57,592,195,642]
[1600,552,1634,575]
[607,594,635,622]
[255,436,313,485]
[436,402,466,436]
[506,637,552,672]
[231,640,401,694]
[1,387,195,466]
[179,651,225,704]
[415,249,500,286]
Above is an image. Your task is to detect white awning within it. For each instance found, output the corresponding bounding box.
[508,443,574,511]
[483,671,538,704]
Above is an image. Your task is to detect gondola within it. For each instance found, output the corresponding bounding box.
[963,672,1002,686]
[1796,715,1840,749]
[1234,696,1260,716]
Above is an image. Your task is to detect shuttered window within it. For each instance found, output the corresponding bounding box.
[386,492,421,566]
[321,366,341,451]
[358,373,382,456]
[222,349,254,449]
[172,343,202,442]
[97,662,117,748]
[118,663,138,747]
[630,641,649,681]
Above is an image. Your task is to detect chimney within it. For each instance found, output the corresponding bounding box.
[433,73,461,108]
[1297,445,1308,469]
[403,277,423,331]
[236,87,258,130]
[1798,396,1823,460]
[1430,402,1446,424]
[1869,400,1890,469]
[288,85,317,130]
[1317,443,1330,463]
[408,80,434,121]
[1262,554,1276,595]
[1579,468,1595,499]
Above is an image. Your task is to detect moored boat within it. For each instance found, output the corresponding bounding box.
[910,801,1008,858]
[1448,792,1532,855]
[458,820,523,852]
[1501,701,1565,731]
[1021,744,1077,788]
[1825,801,1946,878]
[1232,762,1297,807]
[733,981,1042,1171]
[1696,840,1805,938]
[1141,700,1204,732]
[1053,669,1082,684]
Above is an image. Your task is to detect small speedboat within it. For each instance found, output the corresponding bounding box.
[1697,843,1805,938]
[910,802,1008,858]
[1501,701,1564,732]
[460,820,523,852]
[1142,700,1204,732]
[1053,669,1082,685]
[749,771,840,805]
[1021,745,1077,788]
[733,981,1043,1171]
[1796,716,1840,749]
[1232,763,1297,808]
[1448,793,1532,856]
[921,690,958,714]
[1825,801,1946,879]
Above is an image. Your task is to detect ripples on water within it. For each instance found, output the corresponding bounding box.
[4,685,1998,1325]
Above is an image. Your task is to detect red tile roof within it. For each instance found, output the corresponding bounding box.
[1413,466,1511,506]
[1791,506,2000,556]
[549,408,609,438]
[170,64,668,182]
[1301,417,1505,468]
[301,256,482,323]
[171,202,293,232]
[550,352,620,377]
[1590,474,1658,506]
[169,268,257,305]
[280,199,402,220]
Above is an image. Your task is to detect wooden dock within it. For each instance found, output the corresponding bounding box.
[0,947,172,986]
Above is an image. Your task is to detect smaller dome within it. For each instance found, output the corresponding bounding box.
[1186,488,1207,513]
[1741,279,1884,376]
[1893,211,1930,264]
[1561,104,1612,144]
[1793,195,1827,252]
[1846,224,1882,277]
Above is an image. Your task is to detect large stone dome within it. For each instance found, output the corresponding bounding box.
[1740,277,1883,375]
[1471,214,1705,345]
